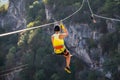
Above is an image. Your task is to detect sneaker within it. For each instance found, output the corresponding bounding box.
[64,67,71,74]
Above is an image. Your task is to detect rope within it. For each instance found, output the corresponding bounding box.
[0,0,85,37]
[86,0,120,22]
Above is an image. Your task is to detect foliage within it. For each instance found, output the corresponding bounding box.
[87,38,98,49]
[0,0,9,12]
[42,0,48,4]
[100,0,120,16]
[0,52,5,66]
[100,31,119,53]
[78,70,105,80]
[103,51,120,72]
[6,46,16,67]
[27,1,46,22]
[34,69,45,80]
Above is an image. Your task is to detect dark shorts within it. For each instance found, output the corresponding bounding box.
[55,49,70,56]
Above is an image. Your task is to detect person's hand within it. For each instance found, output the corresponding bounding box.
[90,15,96,23]
[93,19,96,23]
[59,21,65,30]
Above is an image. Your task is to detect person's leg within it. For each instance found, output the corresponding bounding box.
[65,53,71,68]
[64,50,72,67]
[64,50,72,73]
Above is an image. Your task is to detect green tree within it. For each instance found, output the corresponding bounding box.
[34,69,45,80]
[6,46,16,67]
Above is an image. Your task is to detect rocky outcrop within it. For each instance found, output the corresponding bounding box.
[0,0,26,31]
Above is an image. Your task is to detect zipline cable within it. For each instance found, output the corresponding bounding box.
[0,0,85,37]
[87,0,120,22]
[93,14,120,22]
[61,0,85,21]
[0,22,54,37]
[87,0,93,15]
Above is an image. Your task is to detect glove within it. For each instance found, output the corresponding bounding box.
[59,21,65,30]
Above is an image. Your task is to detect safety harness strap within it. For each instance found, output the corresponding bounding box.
[54,45,64,49]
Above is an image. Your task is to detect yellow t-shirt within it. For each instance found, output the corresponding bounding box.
[52,33,65,54]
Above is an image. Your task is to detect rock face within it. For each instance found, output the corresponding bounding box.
[65,24,94,66]
[0,0,26,31]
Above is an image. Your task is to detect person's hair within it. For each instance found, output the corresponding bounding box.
[54,25,60,32]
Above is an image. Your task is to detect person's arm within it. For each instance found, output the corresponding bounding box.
[59,23,68,39]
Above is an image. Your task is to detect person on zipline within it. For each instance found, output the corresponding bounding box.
[51,21,72,73]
